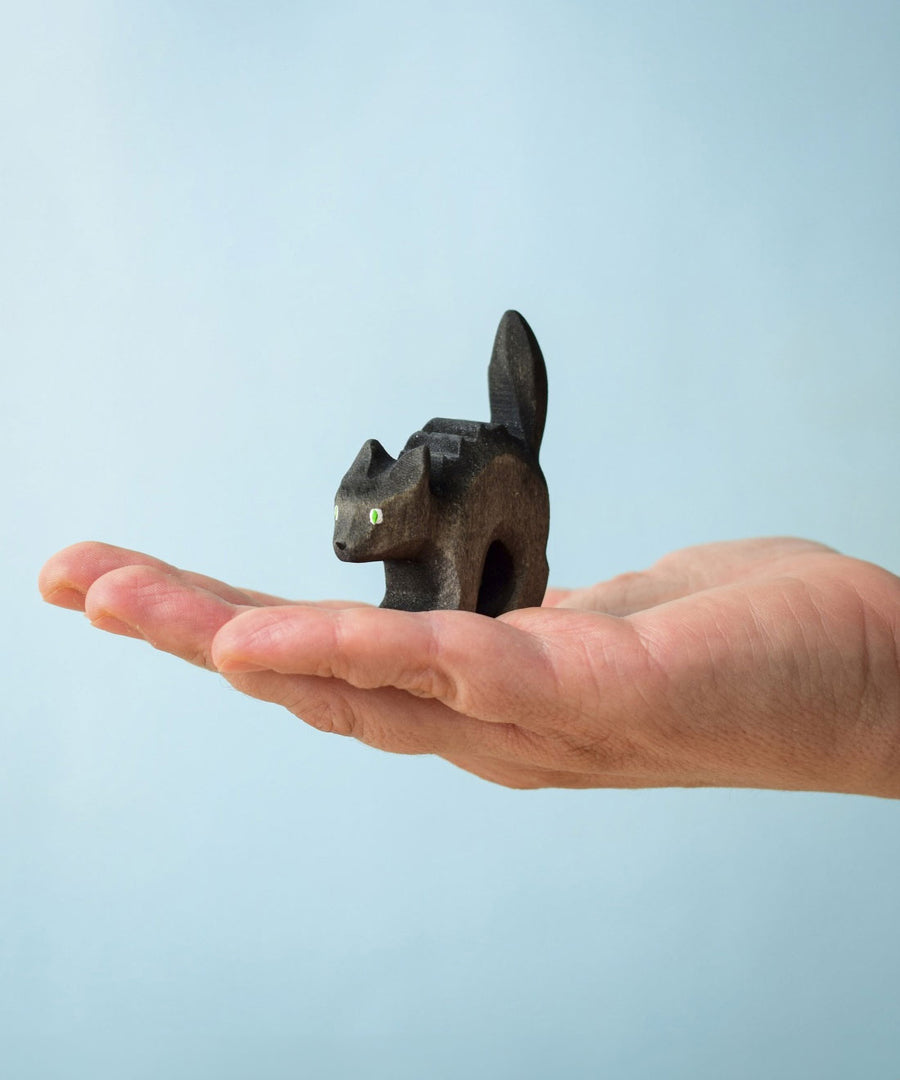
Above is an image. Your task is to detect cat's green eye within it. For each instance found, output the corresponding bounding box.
[334,504,339,521]
[369,508,383,525]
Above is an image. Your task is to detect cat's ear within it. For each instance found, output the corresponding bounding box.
[393,443,431,489]
[350,438,395,478]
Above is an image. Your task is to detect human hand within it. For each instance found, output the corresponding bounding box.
[39,537,900,797]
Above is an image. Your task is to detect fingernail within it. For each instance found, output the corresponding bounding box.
[213,654,262,673]
[89,613,143,639]
[43,586,86,610]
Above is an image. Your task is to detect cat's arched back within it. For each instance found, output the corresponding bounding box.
[333,310,549,615]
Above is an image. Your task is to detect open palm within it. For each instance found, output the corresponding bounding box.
[40,537,900,797]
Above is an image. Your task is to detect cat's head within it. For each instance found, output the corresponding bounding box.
[333,439,432,562]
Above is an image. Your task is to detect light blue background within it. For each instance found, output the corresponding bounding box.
[3,2,899,1077]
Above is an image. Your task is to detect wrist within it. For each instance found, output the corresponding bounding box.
[832,559,900,799]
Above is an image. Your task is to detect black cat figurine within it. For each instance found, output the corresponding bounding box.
[333,310,549,616]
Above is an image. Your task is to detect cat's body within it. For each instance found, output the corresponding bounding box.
[333,310,549,616]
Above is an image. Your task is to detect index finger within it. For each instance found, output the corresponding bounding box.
[211,605,562,730]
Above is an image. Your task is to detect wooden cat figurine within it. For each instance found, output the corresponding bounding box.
[333,310,549,616]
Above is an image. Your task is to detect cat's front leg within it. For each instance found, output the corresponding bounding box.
[380,554,463,612]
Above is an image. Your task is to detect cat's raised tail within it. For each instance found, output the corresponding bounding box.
[488,310,548,456]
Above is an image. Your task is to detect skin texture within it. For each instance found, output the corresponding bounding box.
[39,537,900,798]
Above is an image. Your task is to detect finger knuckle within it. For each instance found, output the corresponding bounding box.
[290,693,359,738]
[407,618,457,701]
[186,647,216,671]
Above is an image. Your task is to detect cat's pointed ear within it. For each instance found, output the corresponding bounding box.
[393,442,431,488]
[350,438,396,478]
